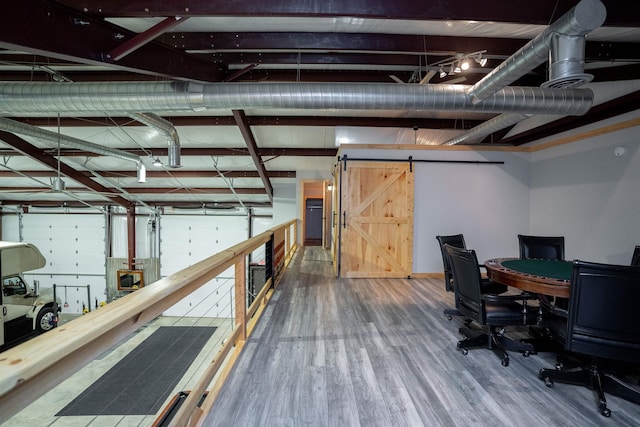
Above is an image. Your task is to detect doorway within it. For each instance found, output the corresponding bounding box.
[301,180,333,249]
[304,198,323,246]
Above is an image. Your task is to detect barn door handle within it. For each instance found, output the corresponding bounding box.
[342,212,346,228]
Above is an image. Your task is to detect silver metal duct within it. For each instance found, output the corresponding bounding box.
[443,114,531,145]
[0,117,142,164]
[0,81,594,116]
[130,112,181,168]
[542,33,593,89]
[468,0,606,103]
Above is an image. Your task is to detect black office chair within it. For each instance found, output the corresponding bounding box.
[445,244,536,366]
[631,245,640,266]
[436,234,466,292]
[538,261,640,417]
[518,234,565,260]
[519,234,566,309]
[436,234,507,320]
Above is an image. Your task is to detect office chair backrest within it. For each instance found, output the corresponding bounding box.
[631,245,640,266]
[436,234,466,292]
[445,244,483,322]
[566,261,640,363]
[518,234,565,260]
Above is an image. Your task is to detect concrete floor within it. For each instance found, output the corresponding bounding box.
[4,316,234,427]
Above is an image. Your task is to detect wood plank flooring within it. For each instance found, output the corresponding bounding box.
[204,246,640,427]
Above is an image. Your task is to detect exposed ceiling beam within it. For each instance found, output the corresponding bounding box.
[0,148,338,158]
[109,16,188,61]
[166,32,526,55]
[0,170,296,178]
[0,187,267,195]
[232,110,274,204]
[0,131,132,207]
[166,32,639,63]
[15,116,486,130]
[0,200,272,208]
[0,0,224,82]
[223,64,259,82]
[56,0,637,26]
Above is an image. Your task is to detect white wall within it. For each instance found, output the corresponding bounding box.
[272,182,297,226]
[338,147,531,274]
[529,111,640,265]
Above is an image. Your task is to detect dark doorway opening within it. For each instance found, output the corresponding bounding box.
[304,198,323,246]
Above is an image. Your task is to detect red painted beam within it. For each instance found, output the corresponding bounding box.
[109,16,188,61]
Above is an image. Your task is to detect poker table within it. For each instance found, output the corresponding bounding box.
[484,258,572,298]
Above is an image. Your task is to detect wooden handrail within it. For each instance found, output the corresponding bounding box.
[0,219,297,425]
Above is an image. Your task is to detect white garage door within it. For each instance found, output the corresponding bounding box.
[160,215,248,318]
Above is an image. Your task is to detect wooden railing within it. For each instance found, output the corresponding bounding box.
[0,219,298,426]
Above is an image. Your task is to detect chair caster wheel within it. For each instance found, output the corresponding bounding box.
[456,344,468,355]
[555,363,563,370]
[446,315,452,321]
[523,351,530,357]
[600,404,611,417]
[543,378,554,388]
[501,358,509,367]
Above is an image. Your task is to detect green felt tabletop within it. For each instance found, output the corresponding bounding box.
[501,259,572,281]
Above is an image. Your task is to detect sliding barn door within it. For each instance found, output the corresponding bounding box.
[339,161,413,278]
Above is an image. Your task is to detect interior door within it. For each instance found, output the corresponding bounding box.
[304,198,323,243]
[339,161,414,278]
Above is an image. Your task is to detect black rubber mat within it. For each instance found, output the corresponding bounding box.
[56,326,216,416]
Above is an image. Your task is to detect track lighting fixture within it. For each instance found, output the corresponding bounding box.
[430,50,488,80]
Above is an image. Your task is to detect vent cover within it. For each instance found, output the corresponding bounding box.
[541,73,593,89]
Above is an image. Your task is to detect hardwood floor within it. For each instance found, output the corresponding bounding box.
[204,247,640,427]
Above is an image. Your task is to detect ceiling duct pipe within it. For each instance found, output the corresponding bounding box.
[130,112,181,168]
[0,117,146,181]
[0,81,593,116]
[542,33,593,89]
[467,0,606,104]
[443,113,531,145]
